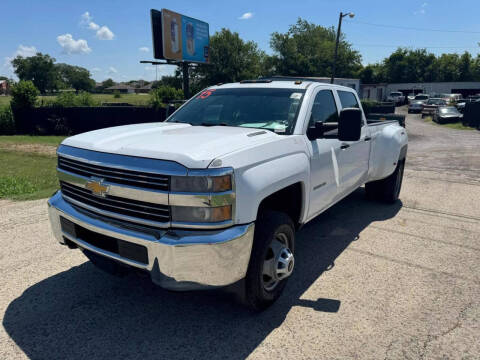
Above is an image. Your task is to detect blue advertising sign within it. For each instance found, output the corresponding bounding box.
[181,15,210,63]
[156,9,210,64]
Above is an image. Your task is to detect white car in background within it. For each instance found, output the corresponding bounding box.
[387,91,406,105]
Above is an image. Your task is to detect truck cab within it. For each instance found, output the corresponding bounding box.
[48,80,408,310]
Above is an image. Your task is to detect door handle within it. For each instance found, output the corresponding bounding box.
[340,144,350,150]
[364,137,372,141]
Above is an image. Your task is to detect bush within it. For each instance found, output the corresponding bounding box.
[10,80,39,110]
[54,91,99,107]
[0,106,15,134]
[55,92,76,107]
[149,86,183,109]
[113,90,121,98]
[76,91,99,106]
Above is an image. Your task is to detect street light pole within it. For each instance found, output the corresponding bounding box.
[330,11,354,84]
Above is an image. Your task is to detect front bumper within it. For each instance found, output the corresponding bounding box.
[48,191,254,290]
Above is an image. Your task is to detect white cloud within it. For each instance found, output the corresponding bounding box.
[108,66,118,74]
[96,25,114,40]
[91,67,101,72]
[57,34,91,54]
[81,11,115,40]
[238,12,253,20]
[81,11,92,24]
[139,46,149,52]
[88,22,100,31]
[3,45,38,73]
[414,2,428,15]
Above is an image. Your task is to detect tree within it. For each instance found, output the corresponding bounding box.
[435,54,460,82]
[269,18,362,78]
[11,53,57,93]
[193,28,267,88]
[458,52,472,81]
[55,63,95,92]
[10,80,39,110]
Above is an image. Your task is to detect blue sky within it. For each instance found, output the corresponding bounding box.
[2,0,480,82]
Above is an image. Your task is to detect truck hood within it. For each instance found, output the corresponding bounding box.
[61,122,278,168]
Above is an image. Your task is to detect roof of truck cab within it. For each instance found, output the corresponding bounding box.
[209,81,356,92]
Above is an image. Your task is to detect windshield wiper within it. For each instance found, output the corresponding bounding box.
[197,122,229,127]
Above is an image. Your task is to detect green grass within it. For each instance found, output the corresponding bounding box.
[1,93,151,107]
[0,135,66,146]
[0,150,58,200]
[0,96,10,106]
[424,116,477,131]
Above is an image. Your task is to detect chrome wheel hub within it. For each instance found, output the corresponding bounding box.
[262,232,294,291]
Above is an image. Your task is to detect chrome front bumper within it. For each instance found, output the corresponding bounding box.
[48,191,254,290]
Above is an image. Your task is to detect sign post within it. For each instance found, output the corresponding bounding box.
[148,8,210,99]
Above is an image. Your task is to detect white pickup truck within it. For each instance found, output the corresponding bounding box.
[386,91,406,105]
[48,80,408,310]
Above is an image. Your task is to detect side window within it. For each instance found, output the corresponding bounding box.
[338,90,360,109]
[309,90,338,127]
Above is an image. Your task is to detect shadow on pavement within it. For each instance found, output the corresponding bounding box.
[3,188,402,360]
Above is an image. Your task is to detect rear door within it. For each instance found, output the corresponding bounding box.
[335,90,371,196]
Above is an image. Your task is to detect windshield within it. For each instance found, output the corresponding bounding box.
[427,99,446,105]
[167,88,305,134]
[415,95,428,100]
[390,92,402,96]
[440,107,459,114]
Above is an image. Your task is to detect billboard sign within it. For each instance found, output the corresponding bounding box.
[150,9,209,64]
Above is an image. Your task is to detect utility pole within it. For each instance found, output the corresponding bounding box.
[330,11,355,84]
[182,62,189,99]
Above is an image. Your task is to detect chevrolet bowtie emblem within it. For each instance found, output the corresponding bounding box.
[85,178,109,197]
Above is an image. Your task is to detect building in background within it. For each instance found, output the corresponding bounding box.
[0,80,10,95]
[361,82,480,101]
[105,84,135,94]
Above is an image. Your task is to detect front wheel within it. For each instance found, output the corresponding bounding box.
[244,211,295,311]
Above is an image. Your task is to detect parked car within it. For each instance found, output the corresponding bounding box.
[48,80,408,310]
[421,98,447,118]
[414,94,429,102]
[408,100,426,113]
[387,91,406,105]
[447,93,462,104]
[407,93,416,103]
[433,106,463,124]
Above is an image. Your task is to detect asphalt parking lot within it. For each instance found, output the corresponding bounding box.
[1,108,479,360]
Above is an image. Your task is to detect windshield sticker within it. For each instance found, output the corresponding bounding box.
[197,89,216,99]
[290,93,302,99]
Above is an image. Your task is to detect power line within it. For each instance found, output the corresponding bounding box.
[348,20,480,34]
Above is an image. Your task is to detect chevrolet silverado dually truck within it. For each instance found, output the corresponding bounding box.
[48,80,408,310]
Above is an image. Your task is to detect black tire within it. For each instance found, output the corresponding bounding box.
[365,159,405,203]
[82,249,131,277]
[244,211,295,311]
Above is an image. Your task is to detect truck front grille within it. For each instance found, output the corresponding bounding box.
[58,156,170,191]
[60,181,170,224]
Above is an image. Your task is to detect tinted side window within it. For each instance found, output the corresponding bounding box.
[309,90,338,126]
[338,90,360,109]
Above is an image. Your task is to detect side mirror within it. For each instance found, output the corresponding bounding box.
[307,120,324,140]
[338,108,362,142]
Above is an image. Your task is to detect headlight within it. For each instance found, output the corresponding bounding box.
[171,205,232,223]
[171,173,232,192]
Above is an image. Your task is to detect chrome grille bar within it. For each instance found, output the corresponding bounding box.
[58,156,170,191]
[60,181,170,224]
